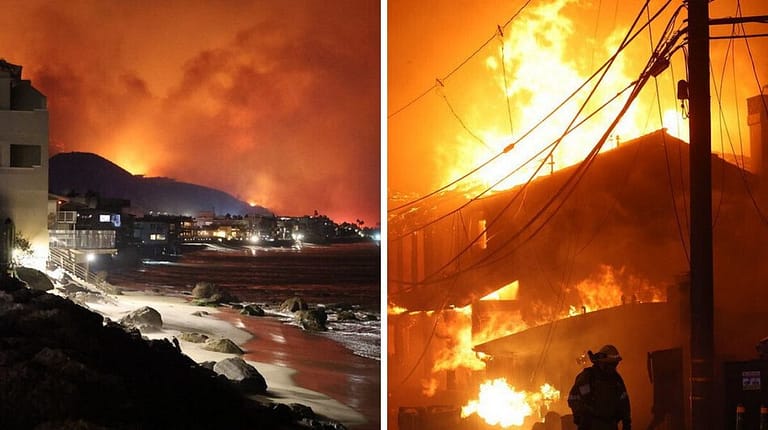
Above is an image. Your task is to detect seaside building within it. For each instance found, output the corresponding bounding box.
[0,59,48,270]
[133,214,193,257]
[49,196,122,251]
[388,93,768,430]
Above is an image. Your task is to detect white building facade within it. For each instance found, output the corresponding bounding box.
[0,60,49,269]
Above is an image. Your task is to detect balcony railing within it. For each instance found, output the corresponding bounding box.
[49,229,116,250]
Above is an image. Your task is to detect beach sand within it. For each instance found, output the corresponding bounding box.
[218,309,381,429]
[83,290,379,429]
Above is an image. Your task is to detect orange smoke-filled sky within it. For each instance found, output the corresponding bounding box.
[388,0,768,197]
[0,0,380,224]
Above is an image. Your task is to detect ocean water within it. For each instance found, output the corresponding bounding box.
[107,242,382,360]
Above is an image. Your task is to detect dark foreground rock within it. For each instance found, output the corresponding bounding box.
[214,357,268,394]
[119,305,163,332]
[0,277,347,430]
[14,267,54,291]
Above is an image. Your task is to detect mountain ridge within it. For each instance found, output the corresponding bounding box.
[49,152,271,216]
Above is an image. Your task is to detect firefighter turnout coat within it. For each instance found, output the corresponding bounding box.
[567,365,631,430]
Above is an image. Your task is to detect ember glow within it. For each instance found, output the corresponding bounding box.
[388,303,409,315]
[461,378,561,428]
[1,1,380,224]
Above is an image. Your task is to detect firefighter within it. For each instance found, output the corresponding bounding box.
[567,344,631,430]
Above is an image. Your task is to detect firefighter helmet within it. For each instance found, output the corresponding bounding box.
[588,344,622,363]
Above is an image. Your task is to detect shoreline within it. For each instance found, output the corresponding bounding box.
[217,308,381,429]
[82,288,378,429]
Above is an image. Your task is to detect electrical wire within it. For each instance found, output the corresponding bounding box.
[393,20,671,296]
[389,1,677,217]
[728,6,768,227]
[391,0,681,293]
[388,0,536,120]
[437,87,493,151]
[649,5,691,263]
[391,0,686,394]
[710,22,739,230]
[470,6,683,274]
[389,82,637,243]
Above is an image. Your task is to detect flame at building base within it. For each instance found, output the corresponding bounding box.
[461,378,560,428]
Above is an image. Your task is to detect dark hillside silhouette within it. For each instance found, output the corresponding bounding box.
[50,152,271,216]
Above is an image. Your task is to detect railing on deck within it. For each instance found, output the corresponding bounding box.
[48,247,116,294]
[49,229,116,249]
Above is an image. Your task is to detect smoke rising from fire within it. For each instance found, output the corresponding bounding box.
[0,1,380,224]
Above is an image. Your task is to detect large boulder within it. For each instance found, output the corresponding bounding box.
[178,332,208,343]
[213,357,267,393]
[240,304,265,316]
[202,338,244,354]
[15,267,54,291]
[295,308,327,331]
[191,282,218,299]
[336,310,358,321]
[280,297,308,313]
[191,282,239,305]
[119,306,163,332]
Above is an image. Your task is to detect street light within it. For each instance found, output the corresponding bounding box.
[86,253,94,282]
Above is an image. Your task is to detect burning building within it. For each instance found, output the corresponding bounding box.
[388,103,768,429]
[387,0,768,427]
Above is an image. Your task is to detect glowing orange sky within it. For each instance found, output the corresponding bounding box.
[0,0,380,224]
[388,0,768,197]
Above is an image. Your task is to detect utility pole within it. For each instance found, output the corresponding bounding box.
[687,0,714,429]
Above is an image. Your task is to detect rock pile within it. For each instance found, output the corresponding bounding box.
[0,276,347,430]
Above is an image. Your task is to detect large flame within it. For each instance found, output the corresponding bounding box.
[442,0,681,193]
[433,306,486,372]
[473,307,529,345]
[418,266,665,397]
[462,378,561,428]
[574,264,666,312]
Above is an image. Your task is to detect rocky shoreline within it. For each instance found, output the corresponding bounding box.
[0,275,350,429]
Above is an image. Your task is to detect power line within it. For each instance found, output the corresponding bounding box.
[390,0,679,293]
[389,2,675,216]
[388,0,536,119]
[437,88,493,151]
[499,29,515,137]
[649,4,691,264]
[390,82,637,243]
